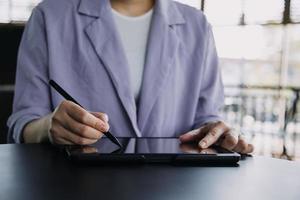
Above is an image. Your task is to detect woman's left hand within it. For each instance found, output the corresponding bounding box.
[179,121,254,154]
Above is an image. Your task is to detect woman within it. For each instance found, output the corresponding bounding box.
[7,0,253,153]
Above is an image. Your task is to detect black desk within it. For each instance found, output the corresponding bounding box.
[0,144,299,200]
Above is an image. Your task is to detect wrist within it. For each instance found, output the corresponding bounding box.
[23,114,52,143]
[39,114,52,143]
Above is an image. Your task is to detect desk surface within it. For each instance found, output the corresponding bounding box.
[0,144,299,200]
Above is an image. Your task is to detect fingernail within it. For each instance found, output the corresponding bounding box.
[103,114,109,122]
[199,141,206,148]
[101,122,110,132]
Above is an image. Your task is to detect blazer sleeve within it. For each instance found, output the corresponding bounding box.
[7,7,52,143]
[193,24,224,129]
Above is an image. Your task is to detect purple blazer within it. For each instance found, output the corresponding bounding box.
[7,0,224,143]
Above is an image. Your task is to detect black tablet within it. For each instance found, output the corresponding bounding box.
[65,137,240,165]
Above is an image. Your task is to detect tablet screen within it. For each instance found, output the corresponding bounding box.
[66,138,234,155]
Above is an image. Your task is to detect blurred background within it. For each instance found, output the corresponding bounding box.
[0,0,299,160]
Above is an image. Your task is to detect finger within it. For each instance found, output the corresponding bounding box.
[220,130,238,150]
[233,137,249,153]
[199,124,228,148]
[199,148,218,154]
[49,123,73,145]
[55,123,98,145]
[59,112,104,140]
[247,144,254,153]
[179,127,206,143]
[64,102,109,132]
[52,137,73,145]
[81,146,98,153]
[180,144,199,153]
[179,143,201,153]
[91,112,109,123]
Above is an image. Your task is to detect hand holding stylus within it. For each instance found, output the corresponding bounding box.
[48,80,122,147]
[48,100,110,145]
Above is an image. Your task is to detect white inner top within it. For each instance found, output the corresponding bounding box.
[112,8,153,101]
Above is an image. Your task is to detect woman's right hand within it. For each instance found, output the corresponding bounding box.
[47,100,109,145]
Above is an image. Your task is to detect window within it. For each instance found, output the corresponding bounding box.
[0,0,40,23]
[174,0,202,10]
[215,25,283,86]
[291,0,300,22]
[243,0,284,24]
[204,0,243,26]
[287,24,300,87]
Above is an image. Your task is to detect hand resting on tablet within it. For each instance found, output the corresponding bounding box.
[180,121,254,154]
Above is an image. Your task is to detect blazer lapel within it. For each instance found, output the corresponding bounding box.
[137,0,185,132]
[78,0,140,136]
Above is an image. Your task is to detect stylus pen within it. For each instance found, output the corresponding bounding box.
[49,79,122,148]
